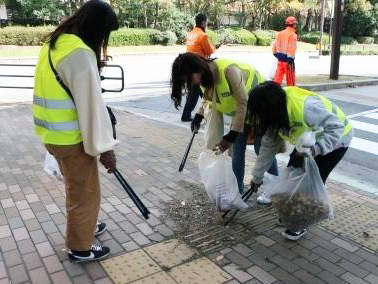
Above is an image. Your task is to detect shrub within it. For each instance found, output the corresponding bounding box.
[356,36,375,44]
[216,28,236,44]
[253,30,272,46]
[341,36,358,45]
[300,32,330,45]
[375,37,378,44]
[0,26,54,45]
[264,30,278,39]
[162,31,178,46]
[233,29,256,45]
[216,28,256,45]
[109,28,159,46]
[206,29,218,45]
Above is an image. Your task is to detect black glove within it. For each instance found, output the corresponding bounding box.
[191,113,204,133]
[223,130,239,143]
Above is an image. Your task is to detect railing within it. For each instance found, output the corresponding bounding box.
[0,63,125,93]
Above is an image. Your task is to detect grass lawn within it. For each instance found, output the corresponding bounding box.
[0,42,316,58]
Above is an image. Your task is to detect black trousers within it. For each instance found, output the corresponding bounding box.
[181,84,203,120]
[287,147,348,183]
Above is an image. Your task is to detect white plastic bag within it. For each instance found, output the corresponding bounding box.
[204,105,224,150]
[264,157,333,231]
[43,151,63,181]
[267,57,278,80]
[198,151,248,211]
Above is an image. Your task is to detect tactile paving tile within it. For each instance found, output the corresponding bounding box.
[352,226,378,252]
[101,249,161,284]
[319,205,378,238]
[145,239,198,268]
[130,272,177,284]
[182,206,277,254]
[169,257,232,284]
[329,193,359,213]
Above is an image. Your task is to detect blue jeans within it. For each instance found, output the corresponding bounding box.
[232,128,279,194]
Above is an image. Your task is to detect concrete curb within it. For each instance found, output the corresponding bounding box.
[298,78,378,91]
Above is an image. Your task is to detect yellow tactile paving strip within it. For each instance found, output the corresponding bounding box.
[329,193,359,213]
[130,272,177,284]
[352,227,378,251]
[168,257,233,284]
[101,250,161,284]
[101,239,231,284]
[320,205,378,238]
[145,239,198,268]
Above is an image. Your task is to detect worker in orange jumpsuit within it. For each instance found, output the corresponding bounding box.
[273,16,298,86]
[182,13,220,122]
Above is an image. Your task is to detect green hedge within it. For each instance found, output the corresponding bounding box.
[253,30,273,46]
[109,28,160,46]
[356,36,375,44]
[0,26,54,45]
[206,29,219,45]
[341,36,358,45]
[216,28,256,45]
[300,31,330,45]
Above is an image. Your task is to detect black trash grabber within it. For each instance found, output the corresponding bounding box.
[222,185,257,226]
[178,132,196,172]
[113,169,150,219]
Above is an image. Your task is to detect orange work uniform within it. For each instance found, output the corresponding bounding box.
[272,27,297,86]
[186,27,216,58]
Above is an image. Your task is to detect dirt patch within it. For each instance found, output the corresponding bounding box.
[163,182,220,235]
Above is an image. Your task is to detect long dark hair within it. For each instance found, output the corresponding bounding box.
[170,53,214,109]
[49,0,119,69]
[248,81,290,136]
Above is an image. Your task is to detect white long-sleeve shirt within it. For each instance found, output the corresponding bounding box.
[57,49,118,156]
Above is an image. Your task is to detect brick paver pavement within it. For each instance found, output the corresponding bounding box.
[0,103,378,283]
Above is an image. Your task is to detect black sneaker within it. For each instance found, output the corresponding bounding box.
[281,229,308,241]
[68,243,110,263]
[95,222,107,236]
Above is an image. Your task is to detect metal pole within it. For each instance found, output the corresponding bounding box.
[330,0,343,80]
[319,0,326,55]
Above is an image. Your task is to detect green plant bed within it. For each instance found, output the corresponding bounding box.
[109,28,160,46]
[0,26,55,45]
[253,30,272,46]
[321,44,378,55]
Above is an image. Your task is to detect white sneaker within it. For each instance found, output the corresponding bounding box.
[281,229,308,241]
[256,193,272,205]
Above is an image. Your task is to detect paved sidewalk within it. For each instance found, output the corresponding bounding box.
[0,103,378,284]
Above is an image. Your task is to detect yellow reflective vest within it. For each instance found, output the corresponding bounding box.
[209,59,265,115]
[280,87,353,145]
[33,34,94,145]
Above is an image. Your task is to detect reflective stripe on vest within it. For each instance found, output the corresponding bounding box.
[34,117,80,131]
[209,59,265,115]
[280,87,352,144]
[33,34,94,145]
[33,95,75,110]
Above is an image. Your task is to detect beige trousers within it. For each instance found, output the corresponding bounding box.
[46,143,100,251]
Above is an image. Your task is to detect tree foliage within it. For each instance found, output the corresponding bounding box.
[2,0,378,38]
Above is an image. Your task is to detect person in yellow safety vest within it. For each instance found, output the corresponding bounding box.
[33,0,119,262]
[272,16,298,86]
[170,53,279,194]
[248,81,353,241]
